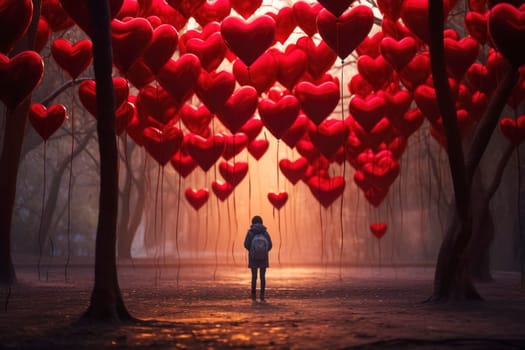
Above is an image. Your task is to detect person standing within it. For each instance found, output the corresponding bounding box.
[244,215,272,301]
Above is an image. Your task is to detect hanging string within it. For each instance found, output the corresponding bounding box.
[65,93,75,282]
[37,142,47,281]
[175,166,182,287]
[339,58,346,280]
[153,163,161,287]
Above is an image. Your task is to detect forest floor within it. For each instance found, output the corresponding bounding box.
[1,263,525,349]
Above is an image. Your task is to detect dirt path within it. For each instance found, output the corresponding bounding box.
[1,265,525,349]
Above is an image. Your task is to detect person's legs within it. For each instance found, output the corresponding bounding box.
[260,267,266,300]
[251,268,257,299]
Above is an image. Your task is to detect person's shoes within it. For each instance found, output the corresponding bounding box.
[250,292,256,301]
[260,294,265,302]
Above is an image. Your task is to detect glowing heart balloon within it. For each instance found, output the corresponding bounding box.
[111,18,153,75]
[184,32,227,72]
[274,45,308,91]
[309,119,349,160]
[281,113,309,148]
[222,132,249,160]
[179,104,212,137]
[171,148,198,178]
[294,81,340,126]
[29,103,67,141]
[194,0,231,27]
[379,36,418,72]
[500,116,525,145]
[349,94,387,132]
[413,85,441,123]
[400,0,453,44]
[488,3,525,67]
[142,125,184,166]
[317,6,374,60]
[296,36,337,80]
[307,175,346,208]
[232,52,277,95]
[240,117,264,141]
[157,54,201,106]
[357,55,393,91]
[267,191,288,210]
[258,94,300,139]
[41,0,74,32]
[35,18,51,53]
[166,0,205,18]
[51,38,93,79]
[216,86,259,133]
[212,180,234,201]
[377,0,403,20]
[59,0,123,37]
[444,36,480,79]
[0,0,33,54]
[279,157,308,185]
[136,85,178,127]
[79,77,129,118]
[269,6,297,44]
[465,11,488,44]
[186,133,225,171]
[185,187,210,210]
[370,222,387,239]
[219,161,249,187]
[247,138,269,160]
[142,24,179,74]
[316,0,353,17]
[195,70,236,113]
[230,0,262,19]
[293,1,322,37]
[0,51,44,111]
[220,15,276,67]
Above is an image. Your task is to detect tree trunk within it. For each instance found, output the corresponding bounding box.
[82,0,133,323]
[0,0,41,286]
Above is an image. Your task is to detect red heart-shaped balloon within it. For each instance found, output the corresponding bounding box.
[269,6,296,44]
[157,54,201,106]
[212,180,234,201]
[362,153,400,189]
[444,36,480,79]
[317,0,353,17]
[29,103,67,141]
[125,60,155,89]
[400,0,453,44]
[274,45,308,91]
[240,117,264,141]
[0,0,33,54]
[0,51,44,111]
[500,116,525,145]
[51,38,93,79]
[309,119,349,160]
[114,101,134,136]
[179,104,212,137]
[221,15,276,67]
[186,133,225,171]
[230,0,262,19]
[142,24,179,74]
[307,175,346,208]
[370,222,387,239]
[377,0,403,20]
[413,85,440,123]
[79,77,129,118]
[296,36,337,80]
[399,54,431,90]
[296,138,320,162]
[379,36,418,72]
[138,0,187,30]
[166,0,205,18]
[356,32,384,58]
[293,1,322,37]
[216,86,259,133]
[279,157,308,185]
[184,32,227,72]
[294,81,340,126]
[465,11,488,44]
[489,3,525,67]
[219,160,249,187]
[247,138,269,160]
[281,113,309,148]
[136,85,178,127]
[232,52,277,95]
[267,191,288,210]
[317,6,374,60]
[348,74,374,97]
[41,0,74,32]
[383,90,413,121]
[111,18,153,74]
[195,70,236,113]
[194,0,231,27]
[258,94,300,139]
[171,148,198,178]
[60,0,123,37]
[142,125,183,166]
[185,187,210,210]
[35,18,51,53]
[349,94,386,132]
[357,55,393,91]
[222,132,249,160]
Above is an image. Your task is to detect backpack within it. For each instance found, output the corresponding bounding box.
[250,233,268,261]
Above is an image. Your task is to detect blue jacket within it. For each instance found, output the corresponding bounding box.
[244,223,272,268]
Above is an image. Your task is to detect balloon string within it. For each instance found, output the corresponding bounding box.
[65,91,75,283]
[175,167,182,287]
[161,168,166,268]
[153,163,161,287]
[278,209,282,265]
[214,195,221,280]
[227,195,233,266]
[354,188,361,266]
[37,142,47,281]
[378,240,382,268]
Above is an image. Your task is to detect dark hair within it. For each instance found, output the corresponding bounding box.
[251,215,263,224]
